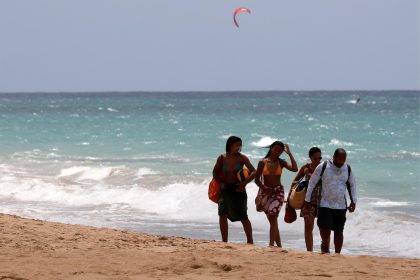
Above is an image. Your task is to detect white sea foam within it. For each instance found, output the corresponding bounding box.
[398,150,420,159]
[379,150,420,160]
[305,115,316,121]
[0,173,213,219]
[46,152,60,159]
[245,150,265,160]
[10,150,190,164]
[58,166,120,181]
[107,107,119,112]
[370,201,410,207]
[251,136,277,148]
[328,138,354,147]
[218,135,230,140]
[136,167,158,178]
[344,207,420,257]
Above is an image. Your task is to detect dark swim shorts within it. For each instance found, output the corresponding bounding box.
[218,184,248,222]
[317,207,347,232]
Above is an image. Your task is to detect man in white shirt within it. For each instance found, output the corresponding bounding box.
[304,148,357,254]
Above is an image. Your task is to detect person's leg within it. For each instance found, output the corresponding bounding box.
[275,222,281,247]
[317,207,332,253]
[241,219,253,244]
[319,228,331,253]
[236,191,253,244]
[266,215,281,247]
[304,216,315,251]
[266,215,275,246]
[332,209,346,254]
[219,214,228,242]
[334,231,344,253]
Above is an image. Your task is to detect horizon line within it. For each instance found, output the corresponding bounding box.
[0,89,419,94]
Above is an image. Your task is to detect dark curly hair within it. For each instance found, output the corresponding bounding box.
[309,147,321,158]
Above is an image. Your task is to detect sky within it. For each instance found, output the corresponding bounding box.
[0,0,419,92]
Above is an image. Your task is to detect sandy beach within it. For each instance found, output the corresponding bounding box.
[0,214,418,280]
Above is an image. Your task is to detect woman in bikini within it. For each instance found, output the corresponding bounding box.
[289,147,322,251]
[212,136,256,244]
[254,141,298,247]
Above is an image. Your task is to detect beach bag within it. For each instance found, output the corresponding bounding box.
[288,179,308,209]
[284,205,297,223]
[208,178,221,203]
[208,155,225,203]
[255,188,264,212]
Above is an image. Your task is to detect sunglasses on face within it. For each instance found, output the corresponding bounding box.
[313,157,322,161]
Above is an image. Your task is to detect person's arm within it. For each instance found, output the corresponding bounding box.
[241,155,256,185]
[292,165,306,185]
[254,160,266,189]
[305,163,322,203]
[212,155,224,183]
[347,167,357,212]
[282,144,298,172]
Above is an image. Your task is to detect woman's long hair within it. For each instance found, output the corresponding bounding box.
[226,136,242,153]
[264,141,285,159]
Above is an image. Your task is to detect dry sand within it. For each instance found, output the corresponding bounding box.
[0,214,418,280]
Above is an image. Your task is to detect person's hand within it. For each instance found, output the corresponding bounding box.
[284,144,292,155]
[236,182,247,192]
[348,202,356,213]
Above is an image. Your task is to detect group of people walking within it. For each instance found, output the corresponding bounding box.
[212,136,357,254]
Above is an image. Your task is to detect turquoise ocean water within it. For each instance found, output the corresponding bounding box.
[0,91,419,257]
